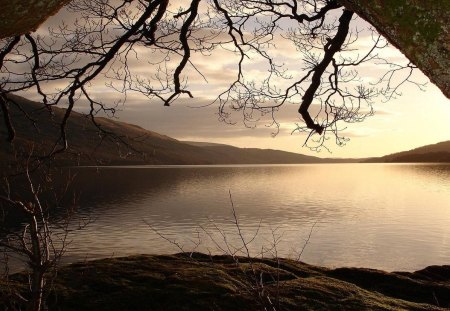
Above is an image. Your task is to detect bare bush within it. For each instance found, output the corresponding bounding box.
[147,190,316,310]
[0,152,89,311]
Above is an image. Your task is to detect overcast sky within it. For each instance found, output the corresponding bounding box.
[22,2,450,159]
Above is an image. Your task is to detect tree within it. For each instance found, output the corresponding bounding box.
[0,0,445,153]
[0,151,87,311]
[338,0,449,98]
[1,0,447,97]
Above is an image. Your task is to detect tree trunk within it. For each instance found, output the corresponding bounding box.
[28,215,44,311]
[0,0,71,39]
[339,0,449,98]
[29,270,44,311]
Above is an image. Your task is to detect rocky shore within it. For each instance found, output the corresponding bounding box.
[3,253,450,310]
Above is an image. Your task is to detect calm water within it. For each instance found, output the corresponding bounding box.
[53,164,450,271]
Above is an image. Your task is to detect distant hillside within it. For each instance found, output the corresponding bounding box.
[363,141,450,163]
[3,96,448,167]
[182,141,229,147]
[184,143,355,164]
[0,95,215,166]
[0,95,349,167]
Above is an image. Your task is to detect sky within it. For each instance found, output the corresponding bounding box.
[21,2,450,159]
[108,84,450,158]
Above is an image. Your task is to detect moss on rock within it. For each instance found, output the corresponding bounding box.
[0,0,70,39]
[3,253,450,310]
[339,0,449,98]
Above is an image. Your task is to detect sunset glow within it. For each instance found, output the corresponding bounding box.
[19,3,448,159]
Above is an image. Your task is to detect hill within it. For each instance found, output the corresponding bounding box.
[363,141,450,163]
[184,142,355,164]
[0,95,347,166]
[2,95,449,166]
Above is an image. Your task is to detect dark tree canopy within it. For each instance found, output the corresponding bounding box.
[0,0,445,155]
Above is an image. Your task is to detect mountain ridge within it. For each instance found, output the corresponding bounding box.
[364,141,450,163]
[1,95,449,166]
[0,95,350,166]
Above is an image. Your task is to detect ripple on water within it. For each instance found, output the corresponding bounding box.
[9,164,450,272]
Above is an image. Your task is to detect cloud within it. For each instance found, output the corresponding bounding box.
[8,1,449,158]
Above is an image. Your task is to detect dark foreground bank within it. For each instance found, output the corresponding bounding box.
[2,253,450,310]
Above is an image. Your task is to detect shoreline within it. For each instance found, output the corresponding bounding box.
[4,253,450,310]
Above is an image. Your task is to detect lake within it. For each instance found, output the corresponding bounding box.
[47,164,450,271]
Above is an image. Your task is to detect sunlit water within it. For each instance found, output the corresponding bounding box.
[12,164,450,272]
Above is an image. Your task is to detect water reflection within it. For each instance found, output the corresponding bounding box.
[31,164,450,271]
